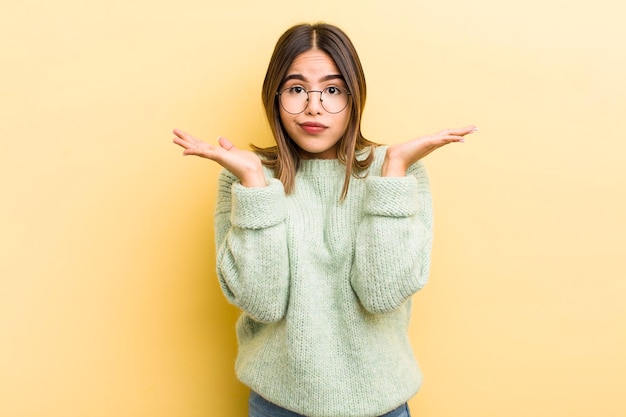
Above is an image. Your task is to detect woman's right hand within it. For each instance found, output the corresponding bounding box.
[172,128,266,188]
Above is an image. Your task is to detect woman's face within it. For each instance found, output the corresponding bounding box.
[278,49,351,160]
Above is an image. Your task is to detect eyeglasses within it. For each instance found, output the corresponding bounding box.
[276,86,351,114]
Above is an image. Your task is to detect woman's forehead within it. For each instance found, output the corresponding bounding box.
[286,49,341,79]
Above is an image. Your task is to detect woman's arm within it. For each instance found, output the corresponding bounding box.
[173,129,290,322]
[214,170,290,323]
[351,161,433,314]
[351,125,477,314]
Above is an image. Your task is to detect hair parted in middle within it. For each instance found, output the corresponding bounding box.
[252,22,378,200]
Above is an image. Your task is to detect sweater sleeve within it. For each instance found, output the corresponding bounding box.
[213,169,290,323]
[351,161,433,314]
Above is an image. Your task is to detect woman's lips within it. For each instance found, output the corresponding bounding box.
[299,122,327,134]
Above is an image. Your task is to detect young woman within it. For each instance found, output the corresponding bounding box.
[173,23,476,417]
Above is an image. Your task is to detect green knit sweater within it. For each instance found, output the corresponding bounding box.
[214,146,433,417]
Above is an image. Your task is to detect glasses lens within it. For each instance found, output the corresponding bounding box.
[279,86,350,114]
[320,86,349,113]
[279,86,308,114]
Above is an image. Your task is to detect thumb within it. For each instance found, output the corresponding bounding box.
[218,136,235,151]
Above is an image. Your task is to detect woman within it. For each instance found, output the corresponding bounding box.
[173,22,476,417]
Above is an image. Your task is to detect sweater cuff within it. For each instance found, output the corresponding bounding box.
[364,176,418,217]
[230,178,286,229]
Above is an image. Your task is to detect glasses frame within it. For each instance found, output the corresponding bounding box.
[276,86,352,115]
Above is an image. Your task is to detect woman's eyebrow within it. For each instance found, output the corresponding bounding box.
[283,74,345,83]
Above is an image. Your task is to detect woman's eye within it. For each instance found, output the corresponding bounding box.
[325,86,341,95]
[288,86,305,94]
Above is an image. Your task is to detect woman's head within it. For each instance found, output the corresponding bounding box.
[276,48,352,160]
[257,23,376,198]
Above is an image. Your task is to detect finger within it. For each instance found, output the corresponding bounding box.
[218,136,235,151]
[172,136,186,147]
[425,135,464,145]
[172,128,200,143]
[172,135,199,150]
[442,125,478,136]
[438,136,466,144]
[172,128,188,139]
[172,131,193,147]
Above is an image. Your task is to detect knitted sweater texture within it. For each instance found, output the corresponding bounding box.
[214,146,433,417]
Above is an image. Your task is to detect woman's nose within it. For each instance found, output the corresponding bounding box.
[305,90,323,114]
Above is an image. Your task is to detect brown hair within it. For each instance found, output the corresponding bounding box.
[252,23,377,199]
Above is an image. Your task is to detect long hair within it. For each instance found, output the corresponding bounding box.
[253,23,377,200]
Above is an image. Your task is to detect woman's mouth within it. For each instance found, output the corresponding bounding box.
[299,122,328,134]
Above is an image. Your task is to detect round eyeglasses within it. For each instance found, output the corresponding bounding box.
[276,86,351,114]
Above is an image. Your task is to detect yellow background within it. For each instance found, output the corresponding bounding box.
[1,0,625,416]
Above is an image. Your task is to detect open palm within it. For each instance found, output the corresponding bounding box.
[172,128,266,188]
[382,125,477,176]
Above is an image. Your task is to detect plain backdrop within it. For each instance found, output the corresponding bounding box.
[1,0,625,416]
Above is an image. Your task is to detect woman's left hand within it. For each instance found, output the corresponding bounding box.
[382,125,478,177]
